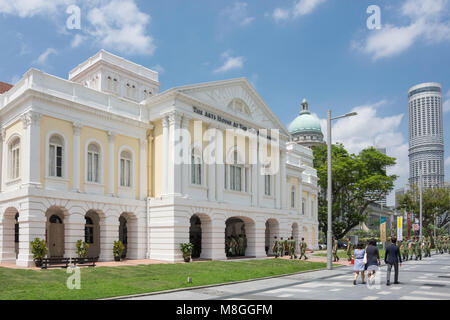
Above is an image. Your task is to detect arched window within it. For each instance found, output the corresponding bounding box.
[9,137,20,180]
[49,215,63,224]
[264,175,271,196]
[14,213,19,243]
[291,186,296,208]
[230,151,242,191]
[120,150,132,187]
[87,143,100,183]
[191,148,202,185]
[85,217,94,244]
[49,135,64,178]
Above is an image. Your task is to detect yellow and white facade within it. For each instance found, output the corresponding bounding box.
[0,50,319,266]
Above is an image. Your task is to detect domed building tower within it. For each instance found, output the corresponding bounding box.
[288,98,324,148]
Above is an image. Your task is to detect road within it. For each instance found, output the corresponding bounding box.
[123,252,450,300]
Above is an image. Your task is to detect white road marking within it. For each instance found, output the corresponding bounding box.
[376,291,392,295]
[265,288,311,294]
[329,289,342,292]
[420,286,433,289]
[412,279,450,284]
[362,296,379,300]
[410,290,450,298]
[279,294,293,298]
[399,296,439,300]
[391,287,402,290]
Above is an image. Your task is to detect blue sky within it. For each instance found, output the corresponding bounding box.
[1,0,449,205]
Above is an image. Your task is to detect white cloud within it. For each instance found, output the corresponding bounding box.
[444,89,450,113]
[293,0,326,17]
[87,0,155,55]
[213,51,245,74]
[70,34,85,48]
[33,48,58,66]
[151,64,165,75]
[354,0,450,60]
[221,2,255,27]
[0,0,71,18]
[272,0,326,22]
[315,101,409,206]
[0,0,156,56]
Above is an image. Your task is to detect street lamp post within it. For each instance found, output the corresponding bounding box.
[326,110,357,270]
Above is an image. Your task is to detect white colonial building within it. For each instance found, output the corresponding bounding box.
[0,50,319,266]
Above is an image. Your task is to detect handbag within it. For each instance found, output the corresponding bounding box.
[363,250,367,264]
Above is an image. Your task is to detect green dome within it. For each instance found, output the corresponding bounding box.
[288,113,322,134]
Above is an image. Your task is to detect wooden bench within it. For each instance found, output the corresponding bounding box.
[41,257,71,269]
[72,257,98,267]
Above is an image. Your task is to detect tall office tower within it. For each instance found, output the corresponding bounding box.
[408,82,445,188]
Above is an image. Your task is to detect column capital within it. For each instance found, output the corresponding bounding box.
[73,122,83,136]
[108,131,117,142]
[21,111,41,129]
[168,111,182,126]
[162,115,169,128]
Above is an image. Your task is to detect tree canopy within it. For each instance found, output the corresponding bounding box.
[396,185,450,236]
[313,144,397,240]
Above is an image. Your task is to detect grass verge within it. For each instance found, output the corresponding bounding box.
[0,259,327,300]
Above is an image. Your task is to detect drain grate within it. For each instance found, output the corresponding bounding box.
[422,283,446,287]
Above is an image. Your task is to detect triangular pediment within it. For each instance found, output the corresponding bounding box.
[174,78,289,136]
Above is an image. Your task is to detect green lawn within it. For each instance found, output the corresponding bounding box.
[313,249,386,259]
[0,259,327,300]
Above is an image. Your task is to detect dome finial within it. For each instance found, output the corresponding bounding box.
[300,98,309,114]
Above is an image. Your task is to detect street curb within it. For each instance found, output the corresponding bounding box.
[101,264,346,300]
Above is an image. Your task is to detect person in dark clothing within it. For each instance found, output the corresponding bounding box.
[365,239,381,283]
[385,236,402,285]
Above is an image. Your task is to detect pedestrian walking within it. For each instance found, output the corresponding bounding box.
[332,237,339,262]
[385,236,402,286]
[353,242,366,285]
[365,239,381,283]
[299,238,308,260]
[415,236,422,260]
[346,237,353,262]
[272,236,279,258]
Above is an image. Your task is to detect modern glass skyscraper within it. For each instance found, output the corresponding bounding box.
[408,82,444,188]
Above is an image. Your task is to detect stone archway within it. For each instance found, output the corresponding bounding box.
[189,215,202,259]
[225,216,255,258]
[0,207,20,263]
[85,210,101,258]
[46,207,66,258]
[265,219,279,256]
[119,212,138,259]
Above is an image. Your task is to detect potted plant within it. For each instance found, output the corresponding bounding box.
[30,238,48,267]
[75,240,90,263]
[113,241,125,261]
[180,243,194,262]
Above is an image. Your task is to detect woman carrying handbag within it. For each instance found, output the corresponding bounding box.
[353,242,366,285]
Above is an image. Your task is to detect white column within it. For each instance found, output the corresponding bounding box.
[1,128,6,191]
[99,215,119,261]
[107,131,116,196]
[200,218,226,260]
[307,192,312,218]
[181,116,190,196]
[64,213,85,259]
[168,112,182,196]
[72,122,82,192]
[139,137,148,200]
[161,116,169,196]
[216,126,224,202]
[16,201,46,267]
[257,143,264,205]
[280,150,287,209]
[299,175,303,215]
[21,111,41,188]
[275,154,281,209]
[0,130,3,192]
[250,129,258,206]
[207,124,216,202]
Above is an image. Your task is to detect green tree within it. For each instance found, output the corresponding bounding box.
[396,185,450,237]
[313,144,397,240]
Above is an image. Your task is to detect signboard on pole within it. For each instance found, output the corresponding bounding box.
[397,216,403,241]
[380,216,387,242]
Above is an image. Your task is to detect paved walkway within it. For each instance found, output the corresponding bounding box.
[122,253,450,300]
